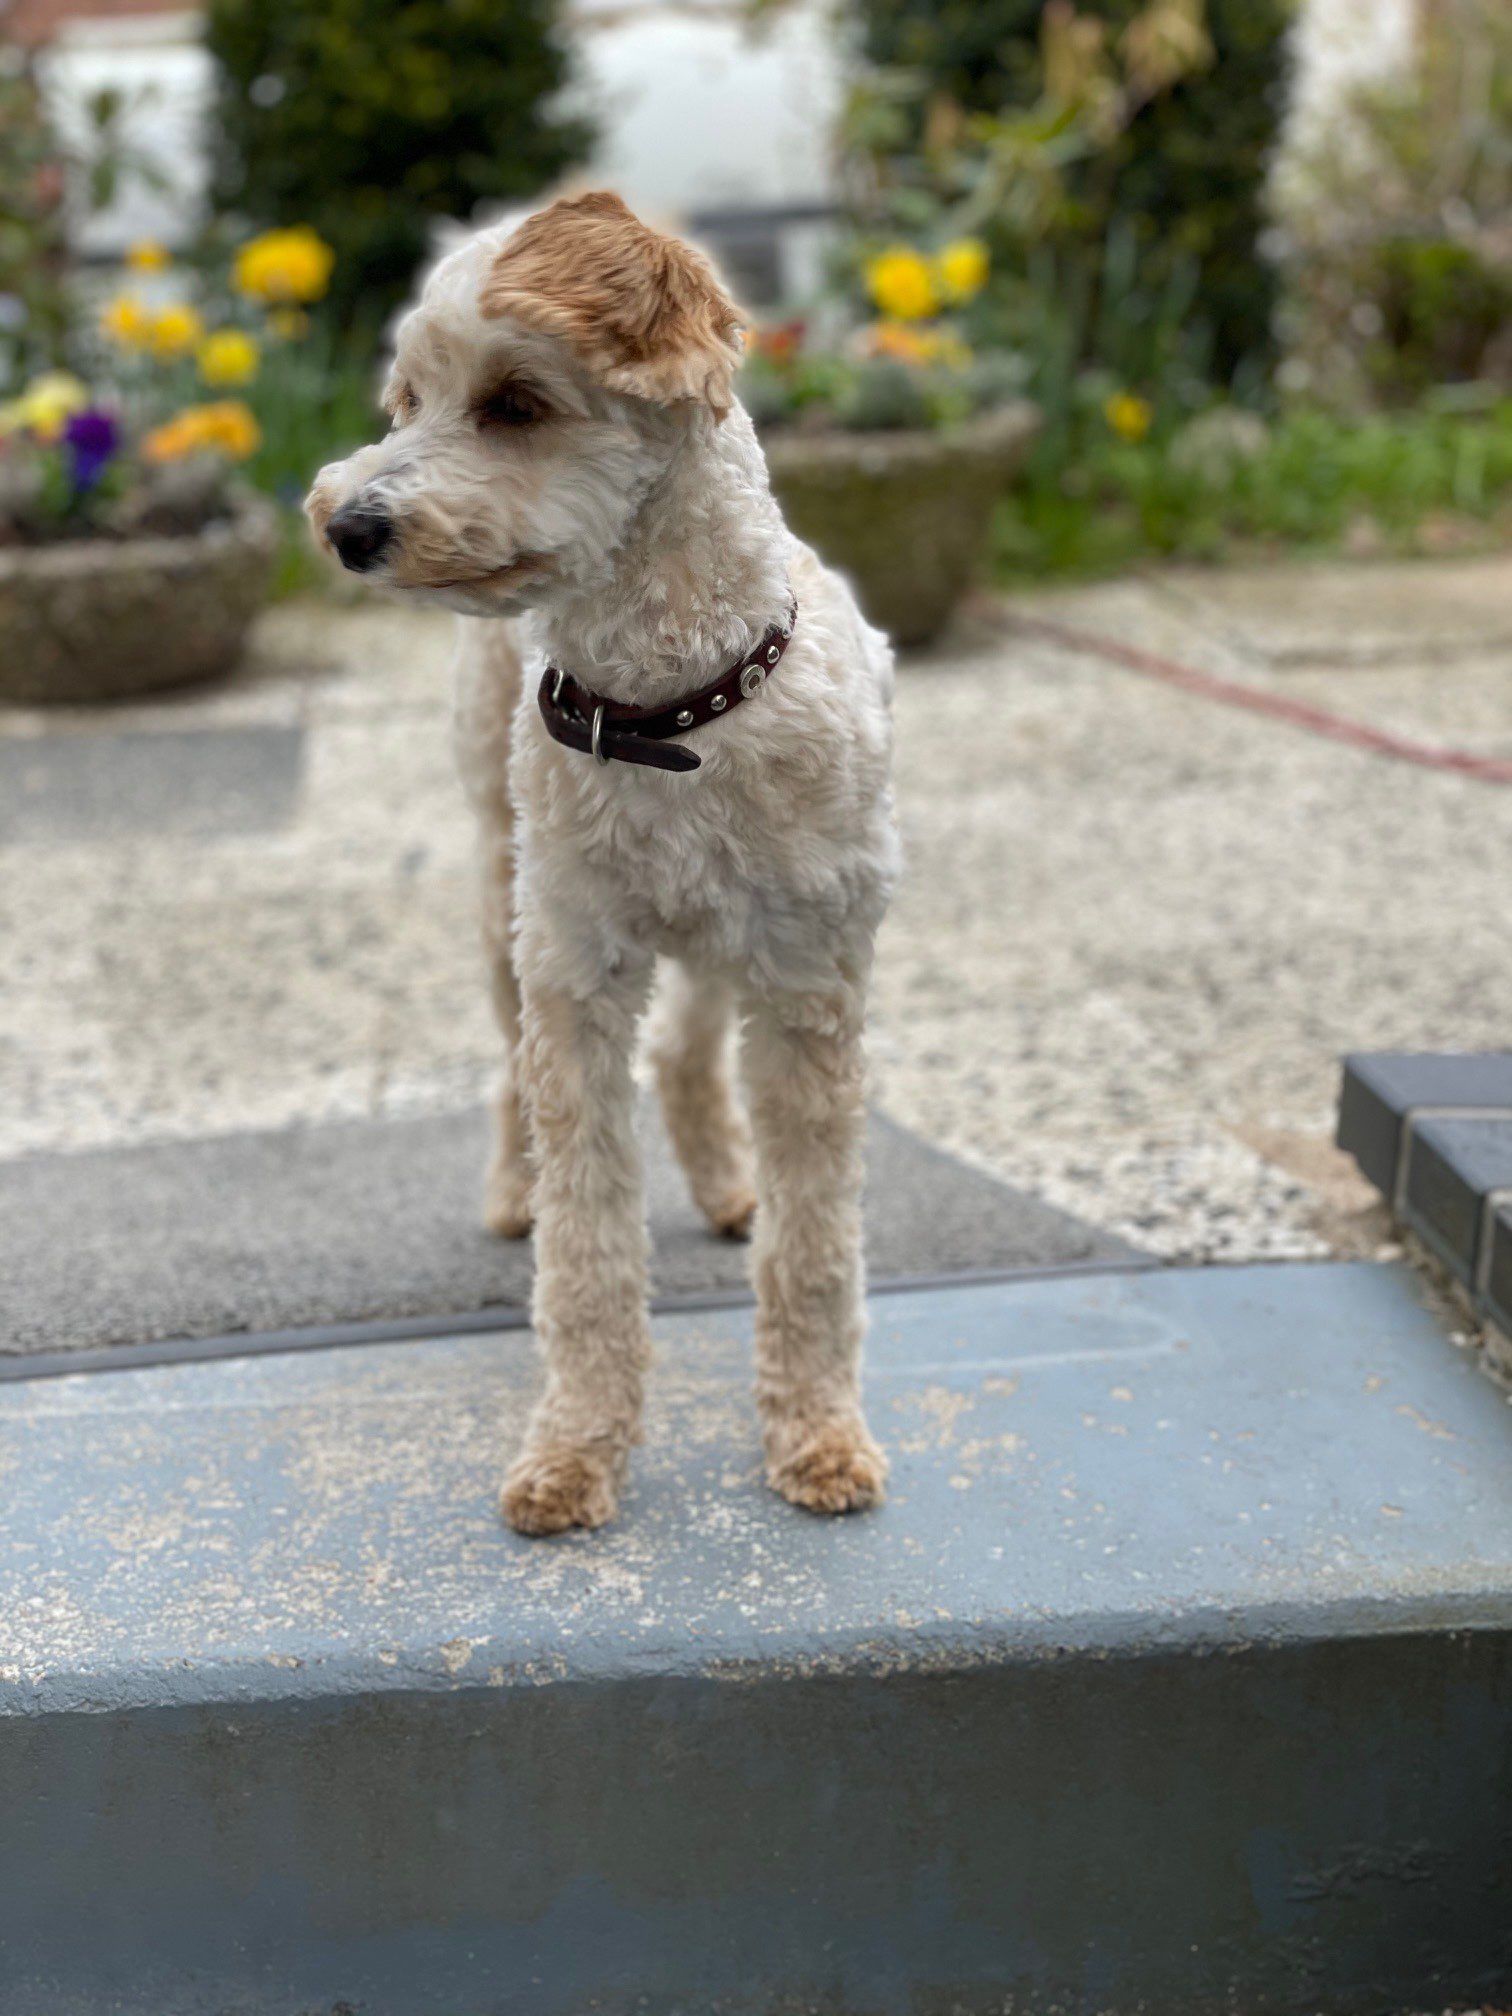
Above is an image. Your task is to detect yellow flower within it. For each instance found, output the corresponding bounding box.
[1105,391,1154,443]
[146,303,205,360]
[234,226,334,307]
[100,292,151,348]
[864,246,940,323]
[197,328,261,388]
[0,371,89,441]
[936,237,989,304]
[142,399,262,463]
[126,239,170,273]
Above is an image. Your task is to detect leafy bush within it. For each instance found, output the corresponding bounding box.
[0,59,70,386]
[994,395,1512,580]
[853,0,1288,386]
[1274,0,1512,406]
[205,0,592,328]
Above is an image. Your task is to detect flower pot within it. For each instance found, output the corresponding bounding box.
[763,402,1039,648]
[0,493,278,705]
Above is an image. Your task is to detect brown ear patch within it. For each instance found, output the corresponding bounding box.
[481,191,744,419]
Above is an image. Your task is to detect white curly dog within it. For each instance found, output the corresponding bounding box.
[307,191,899,1536]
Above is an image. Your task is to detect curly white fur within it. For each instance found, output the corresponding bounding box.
[308,194,899,1535]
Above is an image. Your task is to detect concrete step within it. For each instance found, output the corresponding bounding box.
[3,1262,1511,2015]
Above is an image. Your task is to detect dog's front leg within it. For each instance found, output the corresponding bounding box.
[502,948,654,1537]
[742,979,887,1515]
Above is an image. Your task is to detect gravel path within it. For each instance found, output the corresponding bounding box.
[4,553,1510,1264]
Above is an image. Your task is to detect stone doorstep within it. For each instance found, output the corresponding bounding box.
[2,1261,1511,2016]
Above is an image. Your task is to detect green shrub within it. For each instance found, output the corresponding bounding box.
[1273,0,1512,407]
[0,61,70,385]
[205,0,592,329]
[854,0,1288,386]
[993,397,1512,580]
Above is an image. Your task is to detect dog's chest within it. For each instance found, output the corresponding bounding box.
[580,782,781,958]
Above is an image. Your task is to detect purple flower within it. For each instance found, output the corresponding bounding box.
[63,407,120,491]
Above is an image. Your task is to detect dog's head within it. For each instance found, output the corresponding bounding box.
[305,191,745,616]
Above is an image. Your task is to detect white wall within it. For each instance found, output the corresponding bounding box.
[38,9,211,258]
[1272,0,1418,222]
[568,0,841,217]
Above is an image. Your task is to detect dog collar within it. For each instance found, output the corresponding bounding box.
[538,603,797,774]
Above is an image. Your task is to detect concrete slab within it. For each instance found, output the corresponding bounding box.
[0,1106,1136,1359]
[0,723,305,845]
[1156,555,1512,665]
[2,1262,1510,2013]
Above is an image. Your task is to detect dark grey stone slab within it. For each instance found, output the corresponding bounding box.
[1338,1050,1512,1197]
[1485,1202,1512,1343]
[0,723,304,843]
[2,1263,1510,2015]
[1402,1114,1512,1286]
[0,1103,1137,1357]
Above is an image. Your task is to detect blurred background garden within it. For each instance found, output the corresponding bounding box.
[2,0,1510,629]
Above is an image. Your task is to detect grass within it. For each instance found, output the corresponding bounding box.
[994,397,1512,582]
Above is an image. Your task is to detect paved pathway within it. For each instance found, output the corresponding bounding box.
[4,553,1511,1264]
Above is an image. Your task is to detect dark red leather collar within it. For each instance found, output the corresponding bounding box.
[538,603,797,774]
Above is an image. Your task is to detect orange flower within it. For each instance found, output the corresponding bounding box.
[143,400,262,463]
[748,319,806,364]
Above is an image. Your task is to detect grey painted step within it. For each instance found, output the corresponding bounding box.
[3,1262,1511,2015]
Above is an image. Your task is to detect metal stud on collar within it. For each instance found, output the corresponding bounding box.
[710,693,727,712]
[739,665,764,698]
[675,707,694,728]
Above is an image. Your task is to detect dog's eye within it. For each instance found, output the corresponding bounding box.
[476,383,549,430]
[389,385,420,429]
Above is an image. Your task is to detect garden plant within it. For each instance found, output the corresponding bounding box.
[0,226,342,698]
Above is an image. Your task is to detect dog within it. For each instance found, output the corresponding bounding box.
[307,191,899,1536]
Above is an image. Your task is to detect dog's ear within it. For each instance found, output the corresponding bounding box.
[481,191,745,420]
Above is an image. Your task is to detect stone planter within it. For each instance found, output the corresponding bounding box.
[763,401,1039,647]
[0,494,278,705]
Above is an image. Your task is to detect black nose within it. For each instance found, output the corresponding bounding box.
[327,504,392,573]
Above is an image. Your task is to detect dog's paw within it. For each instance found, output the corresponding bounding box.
[482,1161,534,1240]
[501,1446,617,1537]
[704,1187,756,1241]
[767,1421,888,1516]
